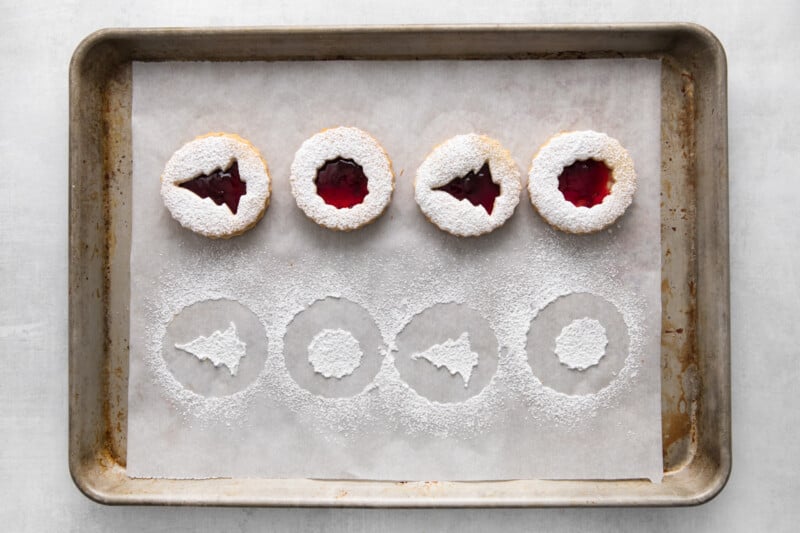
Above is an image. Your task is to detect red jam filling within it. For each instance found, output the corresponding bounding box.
[433,162,500,215]
[557,159,613,208]
[179,160,246,214]
[315,158,369,209]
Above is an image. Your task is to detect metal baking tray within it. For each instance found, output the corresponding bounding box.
[69,24,729,506]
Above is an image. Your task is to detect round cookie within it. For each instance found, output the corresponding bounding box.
[290,127,394,231]
[528,130,636,234]
[160,132,271,239]
[415,134,522,237]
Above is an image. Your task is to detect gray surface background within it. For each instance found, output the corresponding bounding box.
[1,0,797,531]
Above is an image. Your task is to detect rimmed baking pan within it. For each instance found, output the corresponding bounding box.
[69,24,728,506]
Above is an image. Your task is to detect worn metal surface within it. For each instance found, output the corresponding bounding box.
[68,24,729,506]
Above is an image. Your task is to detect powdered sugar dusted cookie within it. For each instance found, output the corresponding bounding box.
[528,130,636,234]
[415,134,522,237]
[290,127,394,231]
[160,133,271,239]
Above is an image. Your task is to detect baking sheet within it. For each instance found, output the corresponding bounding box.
[128,58,663,481]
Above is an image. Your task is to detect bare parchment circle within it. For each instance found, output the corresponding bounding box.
[394,302,499,403]
[162,298,268,397]
[554,317,608,370]
[283,297,384,398]
[526,292,629,395]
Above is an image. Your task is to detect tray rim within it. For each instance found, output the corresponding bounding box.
[68,22,730,507]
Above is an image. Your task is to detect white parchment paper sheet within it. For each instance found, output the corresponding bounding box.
[128,59,663,481]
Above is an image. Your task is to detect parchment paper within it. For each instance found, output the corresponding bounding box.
[128,59,663,481]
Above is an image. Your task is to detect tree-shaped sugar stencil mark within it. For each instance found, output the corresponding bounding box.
[175,322,247,376]
[395,303,498,403]
[410,332,479,388]
[162,299,267,397]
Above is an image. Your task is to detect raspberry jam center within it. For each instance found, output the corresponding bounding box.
[315,158,369,209]
[433,161,500,215]
[179,160,246,214]
[557,159,613,208]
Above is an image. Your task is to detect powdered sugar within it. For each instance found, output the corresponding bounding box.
[528,130,636,234]
[554,318,608,371]
[410,332,479,387]
[160,133,271,238]
[307,328,364,379]
[290,127,394,231]
[140,229,649,435]
[415,134,522,237]
[174,322,247,376]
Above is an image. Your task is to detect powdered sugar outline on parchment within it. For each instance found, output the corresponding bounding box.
[265,290,510,440]
[410,332,479,387]
[515,253,648,428]
[144,291,267,428]
[142,227,648,436]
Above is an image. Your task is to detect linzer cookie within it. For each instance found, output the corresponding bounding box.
[415,134,522,237]
[528,130,636,234]
[160,132,271,238]
[290,127,394,231]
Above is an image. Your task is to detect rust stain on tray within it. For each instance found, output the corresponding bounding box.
[659,59,700,472]
[100,61,133,468]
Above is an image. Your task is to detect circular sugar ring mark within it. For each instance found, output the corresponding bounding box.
[526,292,629,396]
[283,296,385,398]
[394,302,499,403]
[162,298,268,397]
